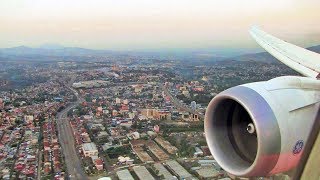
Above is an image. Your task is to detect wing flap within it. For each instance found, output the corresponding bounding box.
[250,27,320,78]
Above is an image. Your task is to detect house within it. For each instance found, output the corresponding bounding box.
[94,158,104,171]
[82,142,98,157]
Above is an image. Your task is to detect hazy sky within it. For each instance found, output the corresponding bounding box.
[1,0,320,50]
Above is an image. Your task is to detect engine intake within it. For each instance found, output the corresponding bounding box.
[205,86,281,177]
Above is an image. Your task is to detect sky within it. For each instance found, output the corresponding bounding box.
[1,0,320,50]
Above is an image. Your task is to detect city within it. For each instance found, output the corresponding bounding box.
[0,56,297,179]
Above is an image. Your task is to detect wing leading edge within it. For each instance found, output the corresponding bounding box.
[250,27,320,78]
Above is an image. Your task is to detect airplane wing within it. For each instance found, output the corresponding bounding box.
[250,27,320,78]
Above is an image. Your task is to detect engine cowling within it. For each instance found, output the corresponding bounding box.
[204,76,320,177]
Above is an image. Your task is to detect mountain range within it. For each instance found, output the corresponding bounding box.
[0,44,319,62]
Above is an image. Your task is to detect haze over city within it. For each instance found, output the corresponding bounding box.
[1,0,320,50]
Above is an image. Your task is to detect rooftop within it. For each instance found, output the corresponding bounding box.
[195,167,220,178]
[116,169,134,180]
[82,142,98,152]
[132,166,155,180]
[154,163,174,180]
[165,160,193,179]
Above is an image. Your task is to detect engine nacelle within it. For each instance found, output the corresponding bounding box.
[204,76,320,177]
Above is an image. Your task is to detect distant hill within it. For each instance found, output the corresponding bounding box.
[308,45,320,52]
[0,46,226,62]
[37,44,66,50]
[228,45,320,63]
[0,45,113,56]
[1,44,319,63]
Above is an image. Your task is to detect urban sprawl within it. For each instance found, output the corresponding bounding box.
[0,58,295,180]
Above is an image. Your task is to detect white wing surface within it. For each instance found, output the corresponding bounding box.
[250,27,320,78]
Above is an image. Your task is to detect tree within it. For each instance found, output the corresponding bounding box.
[33,120,37,127]
[15,119,23,125]
[154,169,159,175]
[187,146,195,157]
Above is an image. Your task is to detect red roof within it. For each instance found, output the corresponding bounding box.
[44,165,51,174]
[95,158,103,166]
[43,141,50,147]
[22,168,35,175]
[15,163,25,170]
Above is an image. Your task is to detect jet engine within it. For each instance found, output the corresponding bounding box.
[204,76,320,177]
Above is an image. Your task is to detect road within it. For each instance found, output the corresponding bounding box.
[37,150,42,180]
[160,83,205,119]
[55,80,143,179]
[56,87,88,180]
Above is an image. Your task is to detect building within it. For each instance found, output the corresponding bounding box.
[146,141,169,161]
[116,169,134,180]
[94,158,104,171]
[193,86,204,92]
[97,131,108,140]
[98,178,112,180]
[123,99,129,105]
[118,156,134,165]
[147,131,157,138]
[133,166,155,180]
[189,114,199,121]
[153,125,160,133]
[97,106,103,112]
[72,80,109,88]
[140,108,155,119]
[134,85,143,93]
[202,76,208,81]
[195,167,221,179]
[112,110,118,116]
[190,101,197,110]
[154,137,178,155]
[24,115,34,123]
[182,90,190,97]
[140,108,171,120]
[128,132,140,140]
[181,112,190,121]
[165,160,193,180]
[112,65,120,71]
[198,159,217,166]
[0,98,3,109]
[179,86,187,91]
[200,146,212,156]
[82,142,98,157]
[130,140,154,163]
[156,109,171,120]
[194,147,204,157]
[154,163,174,180]
[116,98,121,104]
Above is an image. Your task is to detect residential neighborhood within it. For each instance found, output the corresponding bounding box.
[0,57,294,180]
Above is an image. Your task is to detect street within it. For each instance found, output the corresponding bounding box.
[56,87,88,180]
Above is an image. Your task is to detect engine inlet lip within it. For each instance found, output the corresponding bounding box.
[205,86,281,177]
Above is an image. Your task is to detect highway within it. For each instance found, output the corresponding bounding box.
[56,85,88,180]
